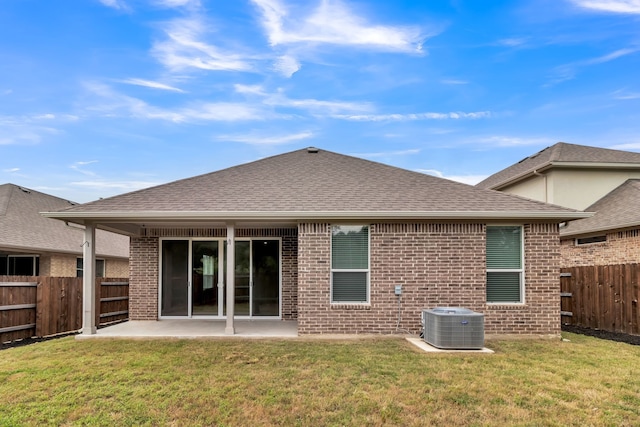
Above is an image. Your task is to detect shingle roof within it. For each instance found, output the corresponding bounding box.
[0,184,128,257]
[49,148,584,222]
[561,179,640,237]
[476,142,640,190]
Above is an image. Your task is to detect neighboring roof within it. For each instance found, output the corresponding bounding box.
[561,179,640,237]
[0,184,129,258]
[477,142,640,190]
[44,148,587,228]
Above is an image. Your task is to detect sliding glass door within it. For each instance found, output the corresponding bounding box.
[160,238,280,318]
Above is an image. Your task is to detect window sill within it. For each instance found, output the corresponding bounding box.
[330,303,371,310]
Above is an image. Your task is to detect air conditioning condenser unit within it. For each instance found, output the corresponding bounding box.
[422,307,484,350]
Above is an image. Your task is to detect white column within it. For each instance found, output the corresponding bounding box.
[225,223,235,335]
[82,223,97,335]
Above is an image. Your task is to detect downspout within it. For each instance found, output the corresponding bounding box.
[533,170,548,203]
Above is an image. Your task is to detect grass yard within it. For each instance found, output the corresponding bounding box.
[0,333,639,426]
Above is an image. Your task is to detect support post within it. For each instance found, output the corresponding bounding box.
[82,223,97,335]
[225,223,235,335]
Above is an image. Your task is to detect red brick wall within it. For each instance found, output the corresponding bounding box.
[129,236,159,320]
[297,222,560,336]
[560,229,640,267]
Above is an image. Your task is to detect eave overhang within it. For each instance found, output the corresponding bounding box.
[490,161,640,190]
[560,220,640,238]
[43,209,592,224]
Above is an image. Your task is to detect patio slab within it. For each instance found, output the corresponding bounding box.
[76,319,299,340]
[406,337,494,354]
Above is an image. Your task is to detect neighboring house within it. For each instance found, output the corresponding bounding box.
[476,142,640,210]
[0,183,129,277]
[477,142,640,268]
[44,148,586,336]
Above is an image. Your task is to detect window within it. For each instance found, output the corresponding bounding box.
[486,226,523,303]
[576,235,606,245]
[1,255,39,276]
[77,258,106,278]
[331,225,369,303]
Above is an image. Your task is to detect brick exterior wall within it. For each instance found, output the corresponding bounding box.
[130,237,159,320]
[560,229,640,267]
[281,235,298,320]
[298,222,561,336]
[39,254,129,278]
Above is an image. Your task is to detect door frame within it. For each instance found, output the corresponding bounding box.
[158,237,282,319]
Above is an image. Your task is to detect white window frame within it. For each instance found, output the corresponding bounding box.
[330,225,370,304]
[486,225,525,305]
[77,258,106,278]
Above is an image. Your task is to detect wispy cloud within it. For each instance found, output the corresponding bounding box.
[549,47,640,84]
[251,0,425,52]
[355,149,421,158]
[98,0,130,11]
[70,161,99,177]
[440,79,469,85]
[497,37,528,47]
[84,82,278,122]
[152,17,253,73]
[118,78,186,93]
[71,180,161,191]
[217,131,314,145]
[476,136,554,147]
[0,115,65,145]
[569,0,640,14]
[609,142,640,150]
[332,111,491,121]
[151,0,201,8]
[611,89,640,99]
[273,54,301,77]
[417,169,488,185]
[3,168,20,173]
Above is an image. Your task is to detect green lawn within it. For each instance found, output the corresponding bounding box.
[0,333,639,426]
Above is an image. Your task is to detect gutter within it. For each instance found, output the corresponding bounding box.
[560,220,640,238]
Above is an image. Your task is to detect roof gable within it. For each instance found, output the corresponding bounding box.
[51,148,582,221]
[561,179,640,237]
[477,142,640,190]
[0,184,129,257]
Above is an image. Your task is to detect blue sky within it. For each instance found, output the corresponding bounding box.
[1,0,640,203]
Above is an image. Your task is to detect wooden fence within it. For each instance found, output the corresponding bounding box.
[561,264,640,335]
[0,276,128,344]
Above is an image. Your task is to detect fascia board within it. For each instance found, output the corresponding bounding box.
[560,220,640,238]
[43,210,593,222]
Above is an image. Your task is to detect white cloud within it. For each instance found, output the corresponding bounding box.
[497,37,528,47]
[71,180,161,191]
[251,0,425,52]
[0,115,61,145]
[416,169,487,185]
[3,168,20,173]
[569,0,640,13]
[217,131,314,145]
[98,0,129,10]
[476,136,554,147]
[356,149,420,158]
[440,79,469,85]
[609,142,640,150]
[550,47,640,84]
[70,161,99,177]
[612,90,640,99]
[332,111,491,121]
[152,0,200,8]
[152,17,253,72]
[273,55,301,77]
[119,78,186,93]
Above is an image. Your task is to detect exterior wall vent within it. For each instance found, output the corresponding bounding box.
[422,307,484,349]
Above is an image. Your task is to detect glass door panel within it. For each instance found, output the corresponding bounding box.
[192,241,219,316]
[252,240,279,316]
[161,240,189,316]
[234,241,251,316]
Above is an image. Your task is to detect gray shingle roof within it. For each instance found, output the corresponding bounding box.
[561,179,640,237]
[0,184,128,257]
[50,148,583,222]
[477,142,640,190]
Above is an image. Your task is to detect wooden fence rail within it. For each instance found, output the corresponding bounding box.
[561,264,640,335]
[0,276,128,344]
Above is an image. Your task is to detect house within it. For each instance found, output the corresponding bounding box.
[43,148,587,336]
[476,142,640,210]
[0,183,129,277]
[477,142,640,268]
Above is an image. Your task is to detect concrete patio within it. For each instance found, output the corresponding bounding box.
[77,319,299,340]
